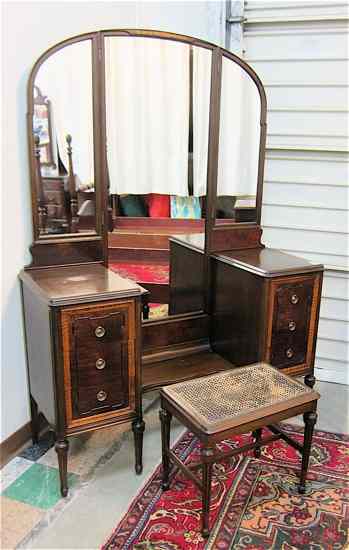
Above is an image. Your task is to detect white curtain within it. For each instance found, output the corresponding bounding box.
[35,40,94,188]
[192,47,212,197]
[105,37,190,196]
[217,56,261,198]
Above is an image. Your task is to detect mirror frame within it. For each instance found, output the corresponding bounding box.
[26,29,267,268]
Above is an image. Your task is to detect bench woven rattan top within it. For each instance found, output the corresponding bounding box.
[161,363,319,434]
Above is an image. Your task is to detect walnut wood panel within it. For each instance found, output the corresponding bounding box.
[209,225,264,253]
[139,283,169,305]
[169,241,204,315]
[210,259,264,366]
[61,300,136,429]
[28,238,104,268]
[142,313,210,359]
[265,274,322,373]
[108,247,169,263]
[142,351,233,393]
[21,281,56,426]
[76,378,127,416]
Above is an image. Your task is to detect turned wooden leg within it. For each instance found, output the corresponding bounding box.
[299,411,317,494]
[159,408,172,490]
[30,396,40,445]
[132,417,145,475]
[55,438,69,497]
[201,446,214,538]
[304,374,316,388]
[252,428,262,458]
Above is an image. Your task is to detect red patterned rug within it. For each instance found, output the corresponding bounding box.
[102,424,349,550]
[109,262,169,284]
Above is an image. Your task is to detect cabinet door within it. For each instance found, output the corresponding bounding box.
[61,300,137,429]
[266,274,322,374]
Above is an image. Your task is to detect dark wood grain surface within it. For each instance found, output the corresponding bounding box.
[20,264,144,306]
[142,351,233,392]
[214,248,324,277]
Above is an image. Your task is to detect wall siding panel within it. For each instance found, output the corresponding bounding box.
[242,1,349,384]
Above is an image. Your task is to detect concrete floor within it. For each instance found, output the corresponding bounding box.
[21,381,349,549]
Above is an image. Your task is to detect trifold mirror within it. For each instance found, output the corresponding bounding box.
[27,30,266,320]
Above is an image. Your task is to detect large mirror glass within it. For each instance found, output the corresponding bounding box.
[215,54,261,224]
[104,36,212,320]
[32,39,96,237]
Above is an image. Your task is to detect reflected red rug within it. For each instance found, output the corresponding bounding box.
[102,424,349,550]
[109,262,169,284]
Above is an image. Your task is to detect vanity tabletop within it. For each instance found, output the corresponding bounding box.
[19,263,144,306]
[213,248,324,277]
[168,235,323,277]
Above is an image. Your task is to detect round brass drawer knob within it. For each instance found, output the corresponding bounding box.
[286,348,294,359]
[95,358,106,370]
[290,294,299,305]
[97,390,107,402]
[288,321,296,332]
[95,326,106,338]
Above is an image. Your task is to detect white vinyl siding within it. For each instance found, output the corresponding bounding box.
[241,1,349,384]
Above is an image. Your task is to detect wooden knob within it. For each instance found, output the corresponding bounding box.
[95,326,106,338]
[288,321,296,332]
[290,294,299,305]
[97,390,107,402]
[95,358,106,370]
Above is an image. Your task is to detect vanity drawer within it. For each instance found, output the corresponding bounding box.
[73,308,128,346]
[271,332,308,368]
[74,342,129,387]
[269,278,314,369]
[61,300,137,427]
[76,380,128,416]
[273,281,314,331]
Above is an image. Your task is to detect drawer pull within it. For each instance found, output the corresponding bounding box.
[288,321,296,332]
[95,326,106,338]
[97,390,107,402]
[286,348,294,359]
[95,358,106,370]
[290,294,299,305]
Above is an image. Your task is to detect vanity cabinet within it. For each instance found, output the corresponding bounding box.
[211,249,323,385]
[21,28,324,497]
[20,264,145,496]
[168,239,323,386]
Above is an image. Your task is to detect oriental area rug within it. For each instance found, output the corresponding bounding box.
[102,424,349,550]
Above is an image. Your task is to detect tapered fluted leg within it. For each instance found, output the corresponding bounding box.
[252,428,262,458]
[299,411,317,494]
[159,408,172,490]
[132,418,145,474]
[304,374,316,388]
[55,438,69,497]
[201,446,214,538]
[30,396,40,445]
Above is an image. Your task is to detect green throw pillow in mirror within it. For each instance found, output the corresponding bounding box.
[119,195,148,217]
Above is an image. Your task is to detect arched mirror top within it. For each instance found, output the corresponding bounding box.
[27,29,267,268]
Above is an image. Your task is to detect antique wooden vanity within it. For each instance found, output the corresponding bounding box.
[20,29,323,497]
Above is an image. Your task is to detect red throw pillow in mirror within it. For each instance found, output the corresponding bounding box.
[147,194,170,218]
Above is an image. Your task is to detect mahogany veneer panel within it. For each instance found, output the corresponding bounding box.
[142,351,233,393]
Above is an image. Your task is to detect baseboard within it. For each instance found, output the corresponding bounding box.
[0,415,48,468]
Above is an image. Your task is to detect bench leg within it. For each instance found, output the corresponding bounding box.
[252,428,262,458]
[159,408,172,490]
[201,446,214,538]
[299,411,317,494]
